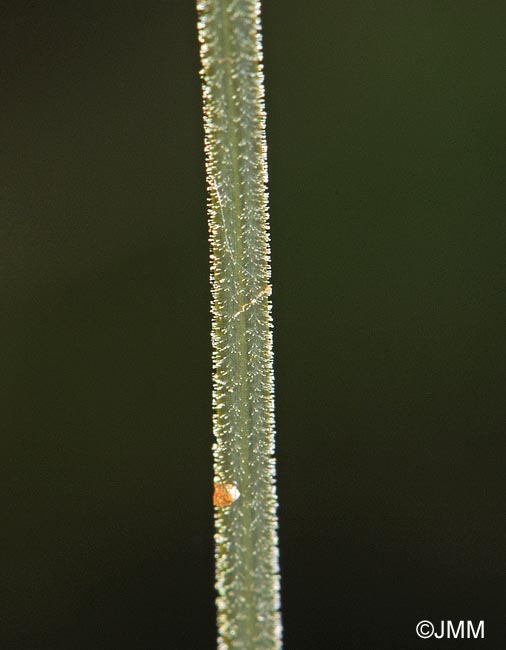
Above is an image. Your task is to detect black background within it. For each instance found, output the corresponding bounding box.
[2,1,505,648]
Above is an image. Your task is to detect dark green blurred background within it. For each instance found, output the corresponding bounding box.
[2,2,505,648]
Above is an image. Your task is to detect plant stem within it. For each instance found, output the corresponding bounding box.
[197,1,281,649]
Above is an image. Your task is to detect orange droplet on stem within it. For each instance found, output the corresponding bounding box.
[213,482,240,507]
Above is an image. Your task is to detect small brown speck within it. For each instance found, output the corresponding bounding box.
[213,482,240,508]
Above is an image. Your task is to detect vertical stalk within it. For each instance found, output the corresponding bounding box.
[197,1,281,649]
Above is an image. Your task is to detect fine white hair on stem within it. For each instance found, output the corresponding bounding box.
[197,1,282,649]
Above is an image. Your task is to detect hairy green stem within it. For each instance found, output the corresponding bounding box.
[197,1,281,649]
